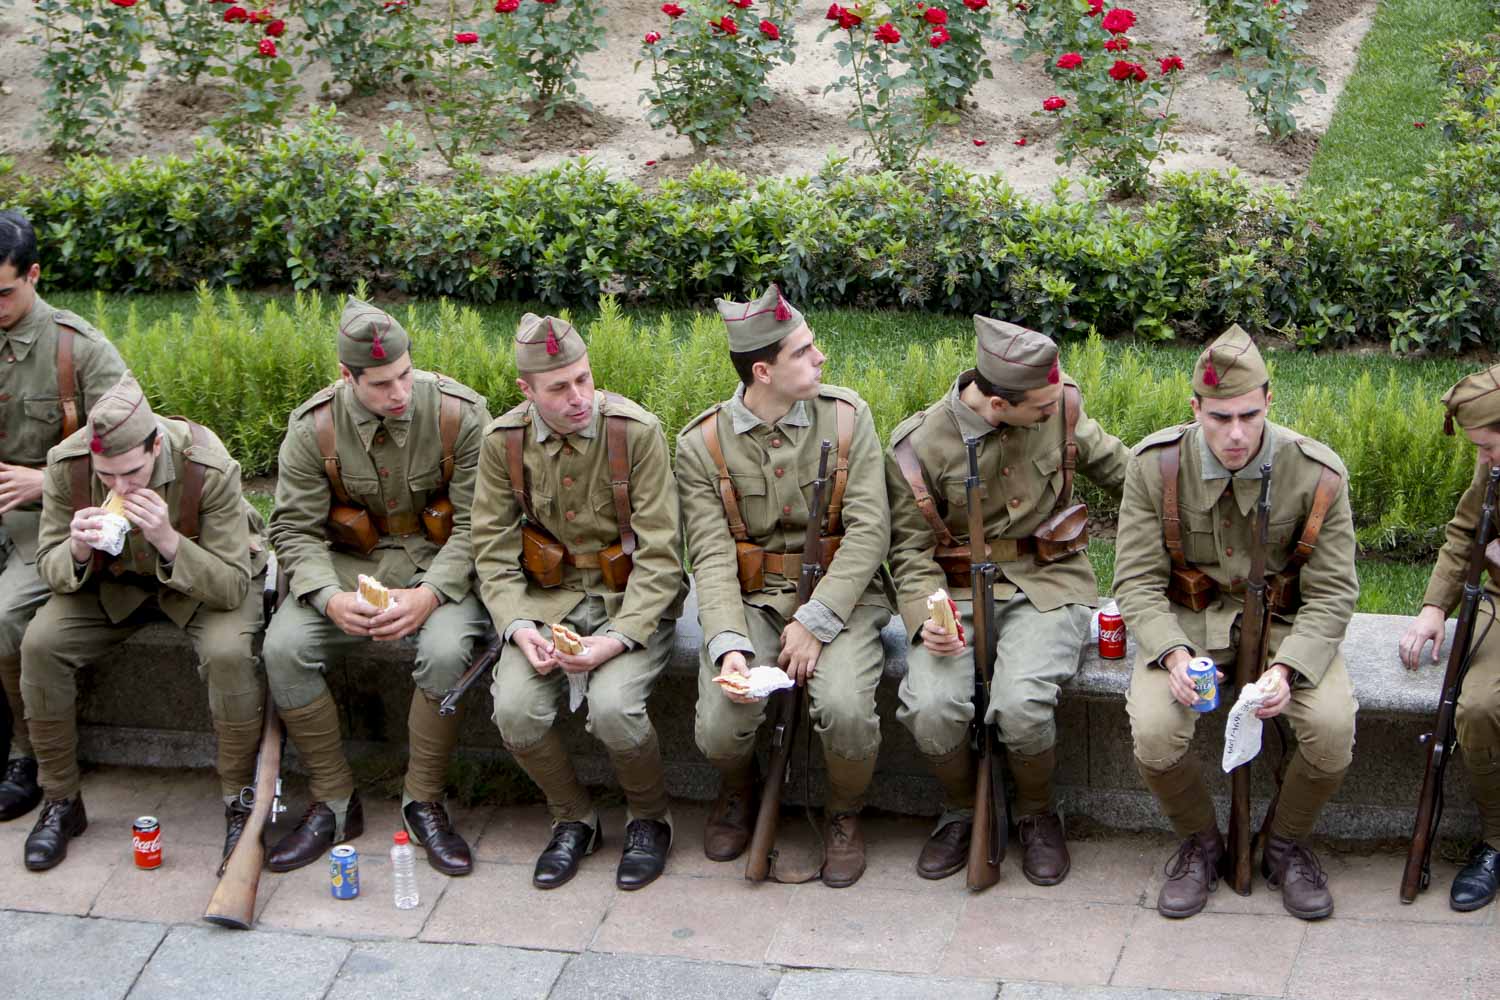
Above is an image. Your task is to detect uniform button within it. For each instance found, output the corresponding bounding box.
[5,356,14,364]
[1002,466,1012,477]
[386,499,398,510]
[379,467,389,478]
[375,434,386,445]
[1008,498,1020,508]
[770,438,782,448]
[565,510,577,522]
[564,445,576,456]
[782,504,792,515]
[1226,546,1234,556]
[562,476,574,488]
[774,467,785,478]
[1222,519,1230,528]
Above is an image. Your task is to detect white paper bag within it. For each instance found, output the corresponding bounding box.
[568,673,589,713]
[1222,673,1281,773]
[743,666,796,699]
[91,513,131,556]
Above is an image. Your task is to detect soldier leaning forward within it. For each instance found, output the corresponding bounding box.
[886,317,1128,886]
[472,315,686,891]
[0,210,126,823]
[1400,364,1500,912]
[675,284,894,888]
[20,373,269,871]
[1113,326,1358,921]
[263,298,492,877]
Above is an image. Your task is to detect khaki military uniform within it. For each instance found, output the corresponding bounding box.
[263,371,491,804]
[472,392,686,824]
[0,296,125,759]
[1114,420,1359,840]
[676,384,894,812]
[22,418,268,799]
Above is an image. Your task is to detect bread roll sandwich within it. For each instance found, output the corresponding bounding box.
[550,623,585,655]
[357,574,392,610]
[102,491,128,518]
[926,588,965,643]
[712,671,753,697]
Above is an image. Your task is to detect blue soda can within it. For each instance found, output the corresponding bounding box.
[1187,656,1219,713]
[330,844,360,899]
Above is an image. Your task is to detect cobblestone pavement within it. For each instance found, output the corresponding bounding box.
[0,767,1491,1000]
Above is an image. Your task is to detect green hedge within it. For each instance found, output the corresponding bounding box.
[3,76,1499,354]
[106,290,1474,556]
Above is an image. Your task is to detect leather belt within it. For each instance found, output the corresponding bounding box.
[763,551,804,577]
[564,550,602,569]
[372,511,422,537]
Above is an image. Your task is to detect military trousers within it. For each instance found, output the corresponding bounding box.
[0,515,52,759]
[492,595,673,754]
[20,580,265,799]
[898,593,1094,758]
[1448,605,1500,842]
[694,602,886,765]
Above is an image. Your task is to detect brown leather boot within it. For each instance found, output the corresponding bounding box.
[1262,834,1334,920]
[1157,826,1224,919]
[703,759,757,862]
[917,819,971,880]
[1017,812,1070,886]
[821,812,866,888]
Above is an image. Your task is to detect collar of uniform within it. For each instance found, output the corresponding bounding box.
[345,383,412,450]
[0,295,51,364]
[947,372,1000,442]
[533,395,600,447]
[148,421,178,490]
[727,384,811,435]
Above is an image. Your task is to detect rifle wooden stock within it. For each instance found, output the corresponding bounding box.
[964,437,1005,892]
[439,636,507,717]
[203,690,283,930]
[746,441,833,883]
[1228,464,1274,896]
[1401,466,1500,902]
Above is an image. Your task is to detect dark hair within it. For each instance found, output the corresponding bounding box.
[0,210,38,274]
[971,370,1030,406]
[729,338,786,388]
[343,362,367,382]
[140,428,158,452]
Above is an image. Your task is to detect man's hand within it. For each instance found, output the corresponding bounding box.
[512,627,559,676]
[120,488,180,562]
[0,463,44,515]
[68,506,107,563]
[1255,664,1293,720]
[1399,605,1448,671]
[919,616,966,657]
[777,620,823,683]
[1164,647,1220,709]
[717,651,757,704]
[555,634,626,675]
[326,591,379,638]
[368,587,440,642]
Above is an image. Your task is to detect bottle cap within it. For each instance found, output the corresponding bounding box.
[393,831,409,845]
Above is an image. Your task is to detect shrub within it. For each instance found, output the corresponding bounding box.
[206,2,303,146]
[492,0,605,115]
[1201,0,1325,140]
[28,0,151,154]
[147,0,220,86]
[297,0,420,98]
[819,3,936,170]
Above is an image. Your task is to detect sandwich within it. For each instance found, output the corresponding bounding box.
[926,588,965,643]
[357,574,392,610]
[550,623,585,655]
[102,491,128,518]
[712,671,753,697]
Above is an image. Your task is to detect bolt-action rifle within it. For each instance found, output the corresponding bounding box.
[965,437,1007,892]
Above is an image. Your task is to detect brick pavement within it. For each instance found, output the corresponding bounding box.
[0,766,1491,1000]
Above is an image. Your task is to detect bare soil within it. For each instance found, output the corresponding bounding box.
[0,0,1375,197]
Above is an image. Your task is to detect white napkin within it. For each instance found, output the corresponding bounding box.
[1222,673,1281,772]
[568,673,589,713]
[741,665,796,699]
[91,513,131,556]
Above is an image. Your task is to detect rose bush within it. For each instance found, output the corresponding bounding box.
[489,0,605,116]
[207,0,302,146]
[27,0,150,154]
[1200,0,1325,139]
[297,0,421,98]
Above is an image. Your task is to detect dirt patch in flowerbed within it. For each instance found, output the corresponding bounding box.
[0,0,1375,197]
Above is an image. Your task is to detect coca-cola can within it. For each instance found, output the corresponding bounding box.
[133,816,162,870]
[1098,601,1126,660]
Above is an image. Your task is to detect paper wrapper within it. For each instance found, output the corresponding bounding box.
[568,674,589,713]
[90,513,131,557]
[1222,673,1281,772]
[715,665,796,700]
[926,588,965,644]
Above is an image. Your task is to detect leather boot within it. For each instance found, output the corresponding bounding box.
[266,791,364,873]
[617,818,671,891]
[1451,842,1500,912]
[1157,826,1224,919]
[0,757,42,821]
[703,757,758,862]
[916,744,976,880]
[821,811,866,888]
[534,819,601,889]
[24,795,88,872]
[1017,812,1070,886]
[403,799,473,876]
[917,819,971,880]
[1262,834,1334,920]
[220,801,252,876]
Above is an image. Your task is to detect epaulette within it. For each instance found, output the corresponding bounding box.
[177,421,231,472]
[600,391,658,426]
[817,383,865,408]
[51,310,105,342]
[678,402,723,440]
[48,427,92,462]
[486,400,531,434]
[1289,434,1349,478]
[889,409,929,448]
[434,373,483,406]
[289,383,339,421]
[1132,423,1190,456]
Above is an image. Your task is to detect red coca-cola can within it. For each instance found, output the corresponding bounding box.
[133,816,162,870]
[1098,601,1126,660]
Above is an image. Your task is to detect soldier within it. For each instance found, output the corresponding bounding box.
[887,317,1128,885]
[20,372,268,870]
[472,315,686,891]
[1114,326,1357,921]
[675,284,893,888]
[262,298,491,876]
[1399,364,1500,911]
[0,210,126,825]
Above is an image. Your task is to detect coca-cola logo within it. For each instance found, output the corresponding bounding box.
[133,835,161,853]
[1099,626,1125,640]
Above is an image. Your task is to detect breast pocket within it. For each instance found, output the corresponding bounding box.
[1032,449,1062,508]
[731,473,770,538]
[342,474,384,510]
[591,485,622,539]
[407,468,443,505]
[1269,516,1302,566]
[1181,509,1218,566]
[19,396,64,460]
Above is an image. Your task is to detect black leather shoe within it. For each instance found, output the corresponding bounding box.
[1451,842,1500,912]
[0,757,41,822]
[404,800,473,877]
[533,820,601,890]
[219,801,253,876]
[266,791,364,873]
[24,796,88,871]
[616,818,671,891]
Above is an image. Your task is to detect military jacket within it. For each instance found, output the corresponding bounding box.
[675,385,894,662]
[270,371,489,610]
[885,372,1128,636]
[471,392,686,646]
[35,418,267,626]
[1422,459,1500,612]
[0,295,126,561]
[1113,420,1357,685]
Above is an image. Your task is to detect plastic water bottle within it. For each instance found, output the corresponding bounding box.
[391,831,419,910]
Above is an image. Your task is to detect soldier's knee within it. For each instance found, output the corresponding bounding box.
[413,637,470,695]
[1457,687,1500,739]
[585,686,649,751]
[1298,703,1356,772]
[491,694,552,749]
[1129,708,1193,770]
[261,612,310,671]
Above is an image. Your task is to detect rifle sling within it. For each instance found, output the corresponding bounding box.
[1055,384,1080,516]
[893,437,960,548]
[437,389,461,485]
[1160,439,1188,569]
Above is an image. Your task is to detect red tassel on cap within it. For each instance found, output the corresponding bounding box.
[370,332,386,361]
[1047,359,1060,384]
[774,293,792,322]
[545,321,560,356]
[90,434,104,454]
[1202,359,1219,387]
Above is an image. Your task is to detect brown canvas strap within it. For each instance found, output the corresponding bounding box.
[1160,440,1187,569]
[311,399,353,505]
[602,393,636,555]
[1055,385,1080,515]
[176,420,209,541]
[823,400,855,536]
[437,390,461,485]
[503,425,537,523]
[893,437,960,548]
[700,410,750,543]
[1286,466,1341,570]
[55,322,79,438]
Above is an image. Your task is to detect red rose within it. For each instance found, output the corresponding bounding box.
[1108,59,1145,81]
[257,37,277,56]
[837,9,861,27]
[1158,54,1183,74]
[223,5,248,21]
[495,0,518,9]
[712,14,738,33]
[1103,36,1129,51]
[874,21,901,42]
[536,0,558,4]
[265,17,286,35]
[107,0,137,7]
[1042,95,1066,111]
[929,26,949,45]
[1086,0,1102,15]
[454,30,479,43]
[730,0,753,7]
[1413,120,1426,128]
[963,0,987,9]
[662,2,685,15]
[1056,52,1082,69]
[923,6,947,24]
[644,29,661,42]
[1014,136,1028,146]
[759,18,780,38]
[1100,7,1134,33]
[383,0,408,9]
[973,138,987,146]
[825,3,843,19]
[248,7,271,23]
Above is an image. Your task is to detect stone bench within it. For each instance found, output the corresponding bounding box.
[69,590,1475,841]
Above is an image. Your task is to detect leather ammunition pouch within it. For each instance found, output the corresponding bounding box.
[730,538,843,594]
[328,504,381,556]
[735,541,765,593]
[1034,501,1090,563]
[521,522,566,588]
[421,495,455,547]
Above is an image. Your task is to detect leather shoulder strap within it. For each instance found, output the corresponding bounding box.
[311,400,352,505]
[824,399,855,535]
[68,454,91,513]
[503,425,536,523]
[700,411,749,543]
[177,421,210,541]
[893,437,959,548]
[1160,440,1187,569]
[1054,384,1080,514]
[1285,466,1342,571]
[438,391,462,485]
[604,397,637,555]
[55,323,79,438]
